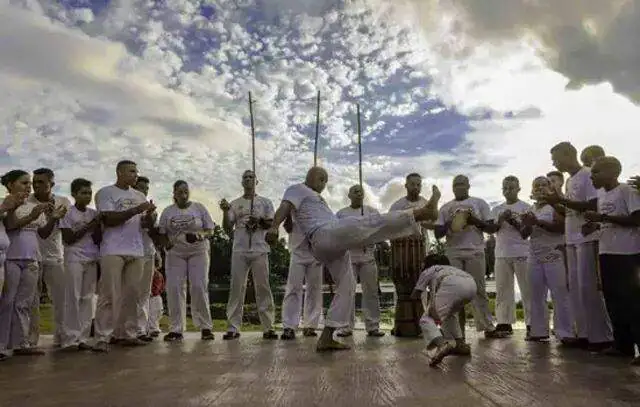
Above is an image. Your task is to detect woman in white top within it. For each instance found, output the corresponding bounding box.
[521,176,575,344]
[159,180,215,342]
[0,170,51,359]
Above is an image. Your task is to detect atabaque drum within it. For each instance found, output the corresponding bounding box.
[390,237,426,337]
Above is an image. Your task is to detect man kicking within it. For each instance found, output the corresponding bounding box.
[411,254,477,367]
[266,167,440,352]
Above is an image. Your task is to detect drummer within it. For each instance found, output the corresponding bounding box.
[434,175,499,339]
[390,173,434,246]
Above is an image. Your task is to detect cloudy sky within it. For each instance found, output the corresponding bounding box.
[1,0,639,220]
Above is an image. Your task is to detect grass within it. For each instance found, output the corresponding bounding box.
[37,296,546,334]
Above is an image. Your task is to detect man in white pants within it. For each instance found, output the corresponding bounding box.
[28,168,70,348]
[266,167,440,352]
[93,160,156,352]
[488,176,532,338]
[411,254,477,366]
[133,176,158,342]
[280,213,323,340]
[221,170,277,340]
[335,185,384,338]
[435,175,498,339]
[546,142,613,351]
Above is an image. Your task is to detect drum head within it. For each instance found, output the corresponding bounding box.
[450,210,469,233]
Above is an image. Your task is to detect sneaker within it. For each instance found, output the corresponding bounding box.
[484,328,510,339]
[428,341,454,367]
[149,331,160,338]
[525,336,550,342]
[367,329,385,337]
[494,324,513,336]
[13,347,45,356]
[452,340,471,355]
[263,330,278,340]
[222,331,240,340]
[280,328,296,340]
[588,341,613,353]
[336,330,353,338]
[0,353,9,362]
[92,341,109,353]
[137,334,154,343]
[78,343,92,351]
[201,329,215,341]
[163,332,184,342]
[121,338,148,347]
[302,328,317,337]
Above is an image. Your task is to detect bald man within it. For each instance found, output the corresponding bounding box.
[266,167,440,351]
[335,185,385,338]
[585,157,640,364]
[580,145,605,168]
[546,142,612,351]
[435,175,497,338]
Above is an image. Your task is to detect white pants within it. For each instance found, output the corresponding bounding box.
[311,210,418,329]
[566,242,613,343]
[447,251,494,332]
[0,253,5,301]
[343,259,380,332]
[136,256,155,335]
[146,295,163,333]
[166,251,213,333]
[226,252,275,332]
[495,257,531,325]
[29,260,65,346]
[420,276,477,344]
[281,253,323,330]
[529,251,574,339]
[94,255,144,342]
[0,260,39,352]
[62,261,97,347]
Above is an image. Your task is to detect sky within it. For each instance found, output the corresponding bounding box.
[1,0,639,220]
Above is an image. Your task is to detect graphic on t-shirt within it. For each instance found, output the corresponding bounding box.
[169,214,196,231]
[115,198,138,211]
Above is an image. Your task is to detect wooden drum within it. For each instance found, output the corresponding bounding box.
[390,237,426,337]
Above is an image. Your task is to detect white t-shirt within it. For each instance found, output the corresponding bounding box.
[0,212,10,257]
[564,167,599,245]
[159,202,215,257]
[415,264,471,292]
[597,184,640,255]
[287,211,314,260]
[529,204,565,263]
[28,194,71,263]
[59,205,99,262]
[436,197,491,253]
[491,200,531,258]
[95,185,147,257]
[336,205,379,262]
[282,183,335,237]
[389,196,431,250]
[6,201,47,261]
[228,195,274,254]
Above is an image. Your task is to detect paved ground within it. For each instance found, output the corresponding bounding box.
[0,330,638,407]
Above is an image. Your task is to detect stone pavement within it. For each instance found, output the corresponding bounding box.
[0,331,638,407]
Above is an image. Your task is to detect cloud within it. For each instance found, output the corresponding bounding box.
[405,0,640,103]
[0,0,638,232]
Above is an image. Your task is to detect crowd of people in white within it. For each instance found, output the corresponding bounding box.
[0,142,638,367]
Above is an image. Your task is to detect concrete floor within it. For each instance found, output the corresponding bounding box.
[0,331,638,407]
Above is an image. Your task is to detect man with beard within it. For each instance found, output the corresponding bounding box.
[221,170,277,340]
[93,160,156,352]
[266,167,440,351]
[435,175,498,339]
[335,185,385,338]
[545,142,613,351]
[27,168,70,348]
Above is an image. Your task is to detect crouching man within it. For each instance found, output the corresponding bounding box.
[411,254,477,367]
